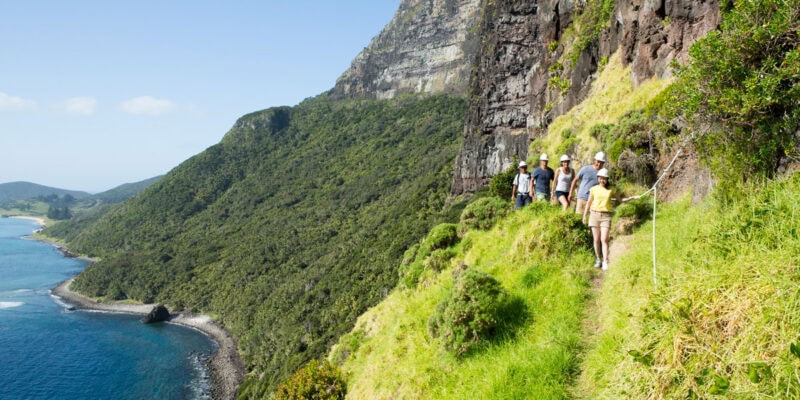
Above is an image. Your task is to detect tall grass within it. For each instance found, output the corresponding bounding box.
[332,203,596,399]
[576,175,800,398]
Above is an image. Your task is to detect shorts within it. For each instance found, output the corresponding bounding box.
[588,211,612,228]
[535,192,550,201]
[575,199,588,214]
[555,191,569,200]
[515,194,532,209]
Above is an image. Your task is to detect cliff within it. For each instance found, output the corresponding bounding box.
[330,0,482,99]
[451,0,720,195]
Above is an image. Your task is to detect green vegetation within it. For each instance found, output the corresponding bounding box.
[399,223,461,288]
[45,94,467,397]
[0,181,89,203]
[333,203,596,399]
[458,197,510,232]
[487,157,520,199]
[665,0,800,189]
[275,359,346,400]
[90,175,163,204]
[427,267,508,356]
[576,175,800,398]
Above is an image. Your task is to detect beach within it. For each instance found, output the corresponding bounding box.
[9,215,47,227]
[52,279,245,400]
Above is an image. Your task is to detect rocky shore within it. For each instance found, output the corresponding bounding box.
[52,279,245,400]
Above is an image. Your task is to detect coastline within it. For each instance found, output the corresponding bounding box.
[8,215,47,227]
[52,279,245,400]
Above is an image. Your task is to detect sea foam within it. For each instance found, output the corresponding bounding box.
[0,301,24,309]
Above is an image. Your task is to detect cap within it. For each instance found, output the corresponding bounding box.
[597,168,609,178]
[594,152,607,162]
[518,161,527,168]
[560,155,570,162]
[539,153,549,161]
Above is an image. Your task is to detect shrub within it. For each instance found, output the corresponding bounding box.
[274,359,347,400]
[423,248,456,272]
[520,212,592,258]
[421,223,459,254]
[488,157,520,199]
[459,197,511,233]
[428,267,507,356]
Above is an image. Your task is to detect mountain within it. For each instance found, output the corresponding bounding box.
[47,0,800,398]
[46,95,468,397]
[0,181,90,202]
[88,175,163,205]
[331,0,482,100]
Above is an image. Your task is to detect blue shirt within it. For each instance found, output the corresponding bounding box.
[532,167,554,194]
[576,165,599,200]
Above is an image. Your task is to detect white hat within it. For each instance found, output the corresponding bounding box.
[539,153,549,161]
[518,161,527,168]
[597,168,610,178]
[560,155,570,162]
[594,152,607,162]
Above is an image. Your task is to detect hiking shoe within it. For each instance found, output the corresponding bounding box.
[602,261,609,271]
[593,259,602,268]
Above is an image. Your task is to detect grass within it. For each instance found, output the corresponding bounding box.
[576,175,800,398]
[332,203,597,399]
[535,51,671,165]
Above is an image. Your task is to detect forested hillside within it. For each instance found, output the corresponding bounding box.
[46,94,467,396]
[0,181,89,202]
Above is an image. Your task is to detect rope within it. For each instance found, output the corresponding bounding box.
[626,133,694,289]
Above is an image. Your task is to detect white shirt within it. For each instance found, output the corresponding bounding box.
[513,173,532,195]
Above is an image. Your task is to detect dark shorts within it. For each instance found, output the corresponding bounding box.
[555,191,569,200]
[515,194,532,209]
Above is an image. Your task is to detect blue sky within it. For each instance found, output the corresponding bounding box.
[0,1,398,192]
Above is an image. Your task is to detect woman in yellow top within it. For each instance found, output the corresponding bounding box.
[582,168,638,271]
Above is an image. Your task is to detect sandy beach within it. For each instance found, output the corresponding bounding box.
[52,279,245,400]
[9,215,47,227]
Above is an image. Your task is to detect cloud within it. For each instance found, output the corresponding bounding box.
[120,96,176,116]
[0,92,37,111]
[57,96,97,116]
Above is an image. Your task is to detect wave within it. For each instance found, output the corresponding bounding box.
[0,302,24,309]
[185,352,212,399]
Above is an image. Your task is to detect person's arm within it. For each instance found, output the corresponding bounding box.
[568,169,580,203]
[582,192,594,224]
[551,169,560,202]
[511,184,517,200]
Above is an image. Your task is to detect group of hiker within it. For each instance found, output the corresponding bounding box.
[511,152,637,270]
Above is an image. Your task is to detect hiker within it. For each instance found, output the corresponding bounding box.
[511,161,533,209]
[532,154,555,202]
[551,154,574,211]
[569,152,606,215]
[582,168,638,270]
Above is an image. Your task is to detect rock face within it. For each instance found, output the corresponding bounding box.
[141,305,171,324]
[330,0,482,100]
[451,0,721,195]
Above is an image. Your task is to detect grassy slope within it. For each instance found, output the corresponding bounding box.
[577,176,800,399]
[333,204,597,399]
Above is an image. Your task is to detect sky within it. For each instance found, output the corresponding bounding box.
[0,1,399,192]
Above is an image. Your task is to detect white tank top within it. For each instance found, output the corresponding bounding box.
[555,168,573,192]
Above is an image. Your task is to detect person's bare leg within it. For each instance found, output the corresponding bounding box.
[592,227,602,261]
[601,226,610,262]
[559,195,569,211]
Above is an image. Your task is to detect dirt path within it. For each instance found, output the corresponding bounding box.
[573,233,634,398]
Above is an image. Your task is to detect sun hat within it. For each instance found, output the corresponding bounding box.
[597,168,609,178]
[518,161,527,168]
[539,153,549,161]
[560,155,570,162]
[594,152,606,162]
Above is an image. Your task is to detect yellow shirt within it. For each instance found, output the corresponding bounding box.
[589,185,613,212]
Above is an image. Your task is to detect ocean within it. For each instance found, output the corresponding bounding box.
[0,218,215,400]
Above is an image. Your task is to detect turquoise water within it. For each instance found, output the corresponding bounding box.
[0,218,215,399]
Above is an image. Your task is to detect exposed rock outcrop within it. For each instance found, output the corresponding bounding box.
[330,0,482,100]
[141,305,171,324]
[451,0,721,195]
